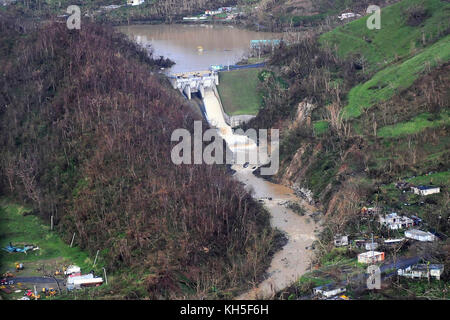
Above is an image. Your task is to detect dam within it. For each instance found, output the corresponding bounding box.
[170,70,258,158]
[169,70,219,100]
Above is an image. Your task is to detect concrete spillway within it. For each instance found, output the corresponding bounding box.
[171,71,261,164]
[170,71,219,100]
[202,89,257,156]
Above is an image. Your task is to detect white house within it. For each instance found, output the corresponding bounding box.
[205,10,221,16]
[398,264,444,280]
[313,284,346,298]
[411,185,440,196]
[358,251,385,264]
[338,13,361,20]
[384,238,405,245]
[405,229,436,242]
[127,0,144,6]
[379,213,414,230]
[334,235,349,247]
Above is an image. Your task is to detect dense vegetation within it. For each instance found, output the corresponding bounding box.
[245,0,401,30]
[248,0,449,298]
[0,13,277,299]
[5,0,240,24]
[4,0,401,30]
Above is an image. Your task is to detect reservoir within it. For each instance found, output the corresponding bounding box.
[117,24,282,73]
[117,23,319,299]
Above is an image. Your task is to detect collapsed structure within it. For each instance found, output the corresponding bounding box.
[379,213,414,230]
[405,229,436,242]
[398,264,444,280]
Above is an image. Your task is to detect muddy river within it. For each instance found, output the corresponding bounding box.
[118,23,319,300]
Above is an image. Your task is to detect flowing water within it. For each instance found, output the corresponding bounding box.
[118,24,319,300]
[232,166,319,299]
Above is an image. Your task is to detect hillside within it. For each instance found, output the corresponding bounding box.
[5,0,239,24]
[0,13,277,299]
[247,0,449,298]
[245,0,401,30]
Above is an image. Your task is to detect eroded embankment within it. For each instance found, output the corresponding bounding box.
[202,91,320,299]
[233,166,319,300]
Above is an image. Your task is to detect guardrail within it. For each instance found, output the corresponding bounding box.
[218,62,266,72]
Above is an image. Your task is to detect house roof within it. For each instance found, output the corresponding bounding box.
[358,251,383,257]
[411,264,444,271]
[415,185,440,190]
[406,229,433,236]
[314,283,345,291]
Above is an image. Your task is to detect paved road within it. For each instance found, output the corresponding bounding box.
[380,256,421,273]
[4,276,64,286]
[219,62,266,72]
[341,255,422,289]
[295,255,423,299]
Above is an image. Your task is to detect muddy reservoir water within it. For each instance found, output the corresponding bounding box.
[117,23,319,299]
[117,24,282,73]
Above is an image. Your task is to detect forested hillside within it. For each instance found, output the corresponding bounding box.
[0,13,276,299]
[6,0,239,23]
[248,0,449,271]
[245,0,401,30]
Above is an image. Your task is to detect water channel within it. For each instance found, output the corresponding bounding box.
[118,24,319,299]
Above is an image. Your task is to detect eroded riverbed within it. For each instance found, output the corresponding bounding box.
[118,24,319,299]
[232,166,319,299]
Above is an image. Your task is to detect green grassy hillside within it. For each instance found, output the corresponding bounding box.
[218,68,263,116]
[342,34,450,119]
[320,0,450,70]
[250,2,450,298]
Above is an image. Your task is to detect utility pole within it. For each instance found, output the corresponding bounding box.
[93,250,100,268]
[371,233,375,262]
[103,267,108,285]
[70,233,76,247]
[52,275,62,295]
[50,215,54,231]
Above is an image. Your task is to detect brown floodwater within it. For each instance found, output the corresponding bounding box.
[117,23,319,300]
[117,24,282,73]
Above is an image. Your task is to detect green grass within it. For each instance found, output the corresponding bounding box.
[342,35,450,119]
[313,120,330,135]
[217,68,263,116]
[320,0,450,70]
[377,110,450,138]
[373,278,449,299]
[297,273,331,287]
[407,171,450,186]
[280,13,328,27]
[0,199,99,275]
